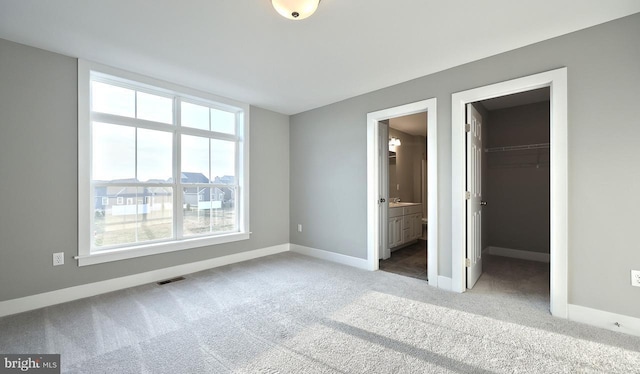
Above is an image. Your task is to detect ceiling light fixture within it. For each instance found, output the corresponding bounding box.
[272,0,320,20]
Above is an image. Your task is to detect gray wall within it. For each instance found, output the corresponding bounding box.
[486,102,550,254]
[290,13,640,318]
[388,128,425,204]
[0,38,290,301]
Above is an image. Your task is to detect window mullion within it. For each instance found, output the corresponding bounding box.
[92,112,175,133]
[208,106,213,233]
[234,112,241,233]
[133,128,138,244]
[235,186,240,231]
[179,126,238,141]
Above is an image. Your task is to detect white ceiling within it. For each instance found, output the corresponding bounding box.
[1,1,638,115]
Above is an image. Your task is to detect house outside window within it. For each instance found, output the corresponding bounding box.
[77,60,250,266]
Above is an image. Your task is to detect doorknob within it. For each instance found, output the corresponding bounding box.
[380,198,386,203]
[480,201,487,206]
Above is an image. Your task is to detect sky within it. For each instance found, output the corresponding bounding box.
[91,81,236,182]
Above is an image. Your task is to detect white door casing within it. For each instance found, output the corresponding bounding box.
[379,121,390,260]
[451,68,568,318]
[466,104,483,289]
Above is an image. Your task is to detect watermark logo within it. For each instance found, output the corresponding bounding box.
[0,355,59,374]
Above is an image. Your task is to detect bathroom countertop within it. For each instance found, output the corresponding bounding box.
[389,202,421,208]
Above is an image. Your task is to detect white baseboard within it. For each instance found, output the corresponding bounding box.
[290,244,370,270]
[0,244,289,318]
[568,304,640,337]
[437,276,452,291]
[485,246,550,263]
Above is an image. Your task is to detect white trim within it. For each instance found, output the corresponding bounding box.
[568,304,640,338]
[366,99,439,288]
[78,59,91,261]
[451,68,568,318]
[0,244,289,318]
[239,109,250,236]
[76,233,251,266]
[485,246,550,263]
[290,244,370,270]
[437,276,452,291]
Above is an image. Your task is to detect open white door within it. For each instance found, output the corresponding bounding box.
[379,121,390,260]
[466,104,483,288]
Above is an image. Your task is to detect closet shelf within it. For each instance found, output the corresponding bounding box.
[485,143,550,153]
[489,161,550,169]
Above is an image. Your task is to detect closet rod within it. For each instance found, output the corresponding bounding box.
[485,142,550,153]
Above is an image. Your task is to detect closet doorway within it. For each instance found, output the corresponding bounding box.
[451,68,568,317]
[469,89,552,303]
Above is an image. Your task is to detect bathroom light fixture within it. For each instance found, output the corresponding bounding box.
[389,137,401,152]
[389,137,402,148]
[272,0,320,20]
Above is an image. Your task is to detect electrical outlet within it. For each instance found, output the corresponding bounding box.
[53,252,64,266]
[632,270,640,287]
[297,224,303,233]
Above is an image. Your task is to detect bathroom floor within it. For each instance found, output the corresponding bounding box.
[379,239,427,281]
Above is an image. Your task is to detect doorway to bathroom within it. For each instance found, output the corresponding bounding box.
[366,98,438,287]
[379,113,428,280]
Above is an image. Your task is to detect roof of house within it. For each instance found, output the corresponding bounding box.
[180,172,210,184]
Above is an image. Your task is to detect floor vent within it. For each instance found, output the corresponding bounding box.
[157,276,186,285]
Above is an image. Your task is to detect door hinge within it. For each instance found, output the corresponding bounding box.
[465,191,471,200]
[465,123,471,133]
[465,258,471,267]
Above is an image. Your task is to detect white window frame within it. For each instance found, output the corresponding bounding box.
[77,60,250,266]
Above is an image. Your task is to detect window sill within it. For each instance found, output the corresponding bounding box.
[76,232,251,266]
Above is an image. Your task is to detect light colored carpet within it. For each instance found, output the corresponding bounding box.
[1,252,639,373]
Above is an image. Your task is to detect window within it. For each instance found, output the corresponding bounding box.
[78,60,250,266]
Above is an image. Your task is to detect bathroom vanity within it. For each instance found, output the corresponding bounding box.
[388,203,422,250]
